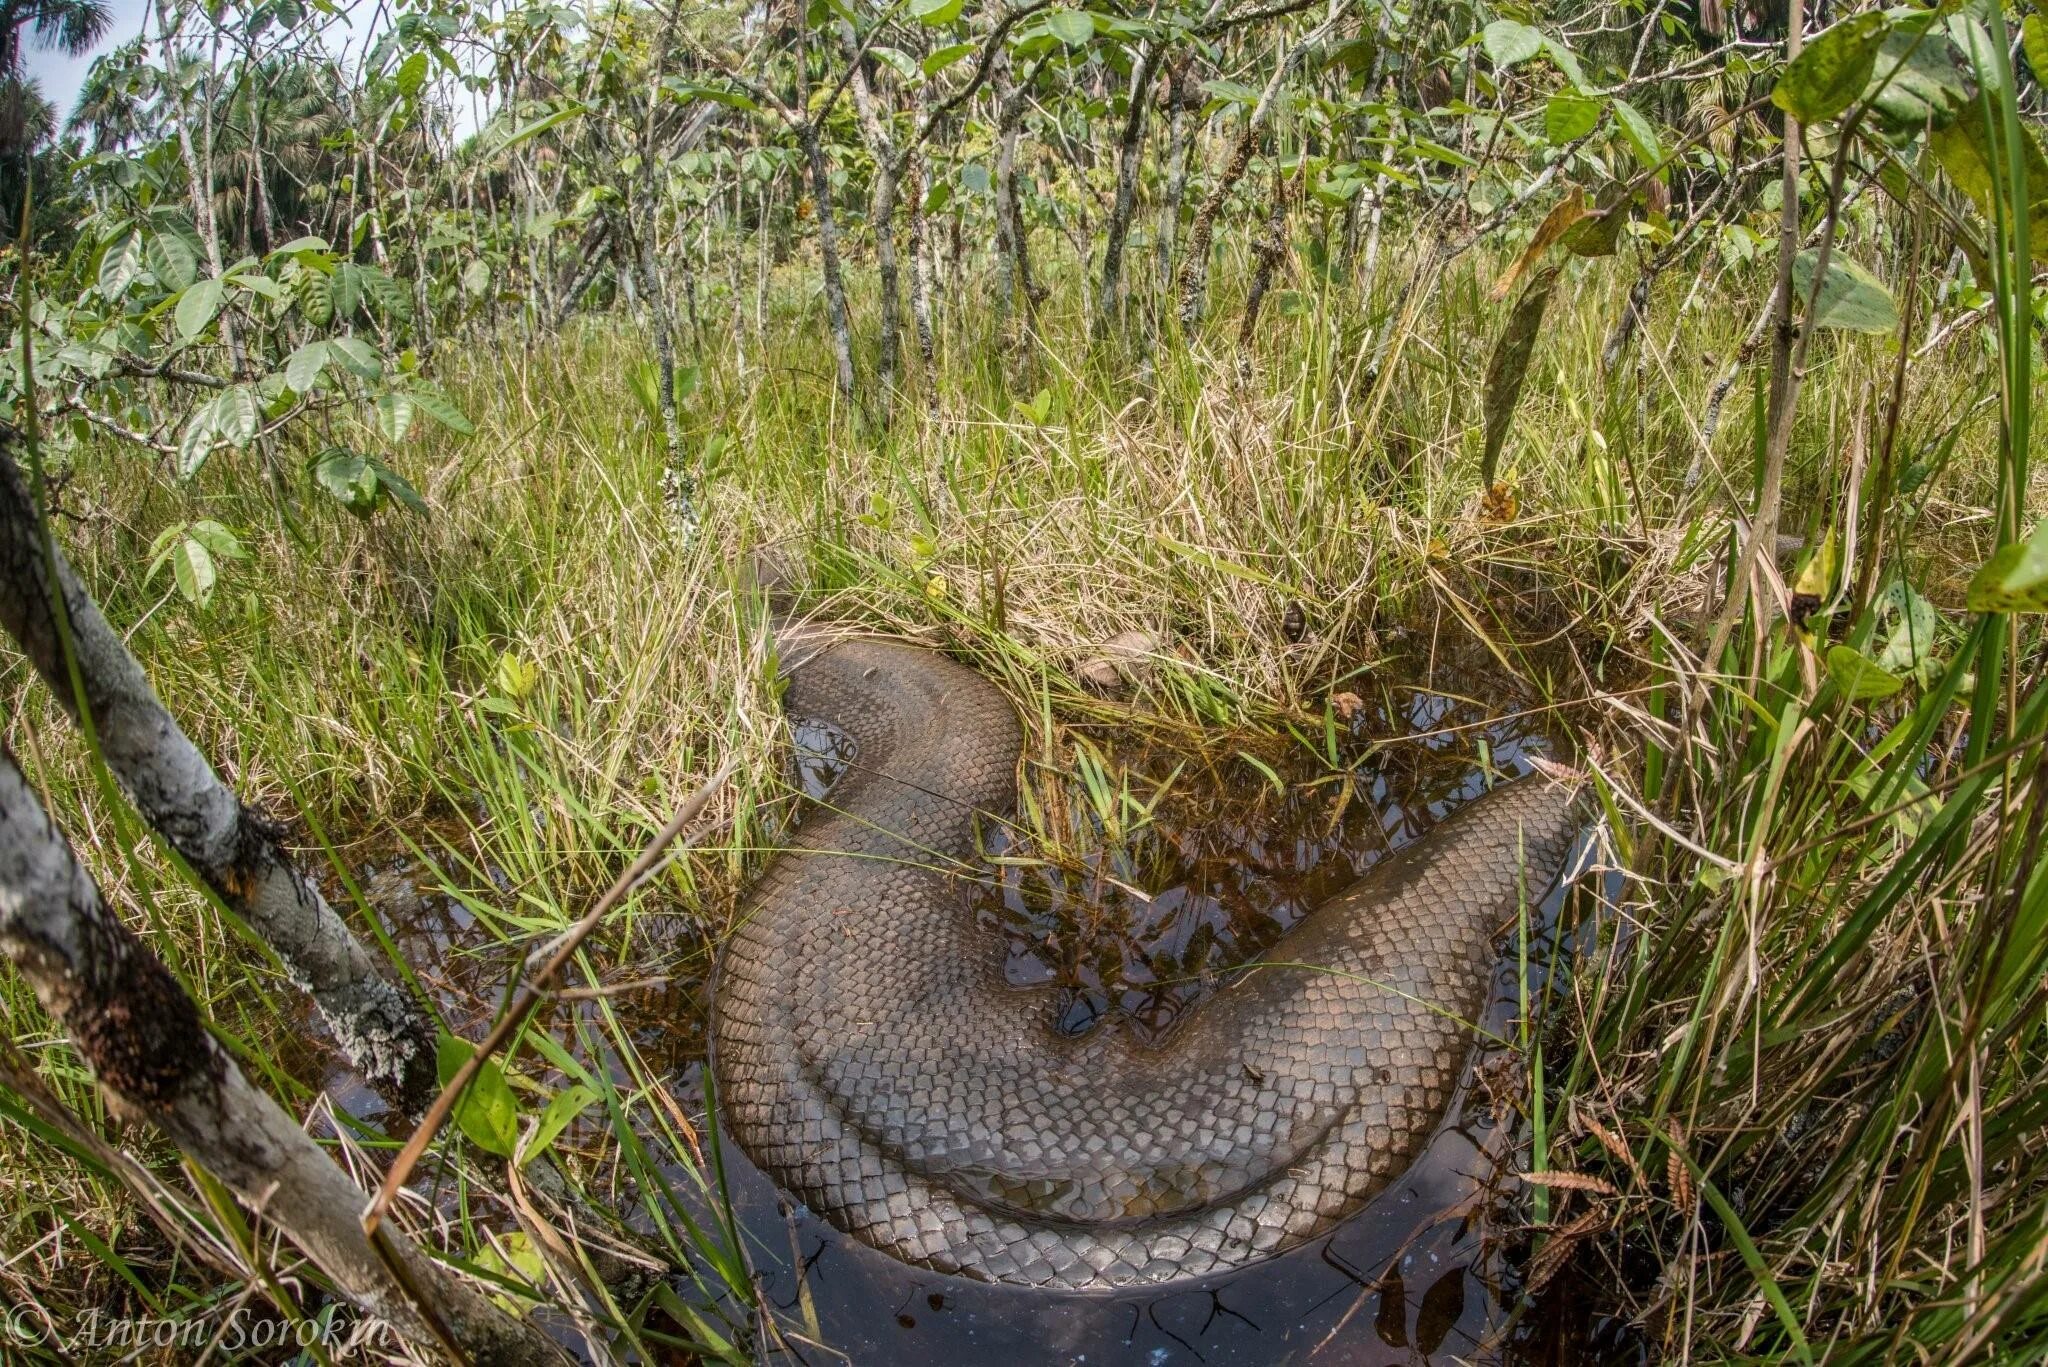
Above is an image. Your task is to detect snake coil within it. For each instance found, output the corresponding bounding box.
[713,636,1579,1289]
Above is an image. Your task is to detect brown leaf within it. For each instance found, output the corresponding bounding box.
[1479,480,1520,525]
[1076,629,1161,693]
[1492,190,1587,301]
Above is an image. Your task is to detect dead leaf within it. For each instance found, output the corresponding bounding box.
[1076,629,1160,693]
[1492,190,1587,301]
[1480,480,1520,525]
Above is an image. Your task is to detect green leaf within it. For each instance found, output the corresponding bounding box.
[169,536,217,607]
[376,391,417,444]
[283,340,330,394]
[1826,643,1905,701]
[1791,250,1899,332]
[146,231,198,291]
[911,0,963,26]
[97,232,144,298]
[330,335,383,379]
[1481,263,1564,485]
[1481,19,1543,67]
[267,234,331,257]
[1965,519,2048,612]
[396,50,429,97]
[214,386,260,448]
[312,447,381,515]
[296,266,334,325]
[661,78,759,111]
[519,1084,599,1166]
[1874,580,1939,676]
[435,1033,520,1158]
[406,383,474,434]
[1609,98,1661,168]
[461,258,490,296]
[495,651,541,700]
[1545,90,1604,143]
[922,41,975,74]
[178,410,215,479]
[1773,11,1889,124]
[1047,10,1094,46]
[368,457,428,515]
[1864,28,1972,131]
[330,262,364,321]
[186,518,246,562]
[1929,102,2048,263]
[2024,14,2048,89]
[360,265,412,321]
[174,277,225,340]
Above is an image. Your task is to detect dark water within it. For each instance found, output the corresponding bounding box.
[324,644,1629,1364]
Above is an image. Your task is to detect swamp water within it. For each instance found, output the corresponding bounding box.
[323,642,1634,1364]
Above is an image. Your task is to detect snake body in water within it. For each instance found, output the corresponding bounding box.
[713,636,1580,1289]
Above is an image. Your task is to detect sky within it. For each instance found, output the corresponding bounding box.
[23,0,156,128]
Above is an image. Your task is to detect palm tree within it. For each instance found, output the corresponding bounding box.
[1,0,111,156]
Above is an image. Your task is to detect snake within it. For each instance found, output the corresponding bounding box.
[712,634,1581,1289]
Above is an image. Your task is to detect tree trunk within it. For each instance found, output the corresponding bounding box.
[906,143,938,396]
[0,747,562,1365]
[1237,168,1290,371]
[1094,42,1164,342]
[1155,54,1193,301]
[799,121,859,414]
[0,440,437,1114]
[842,30,903,417]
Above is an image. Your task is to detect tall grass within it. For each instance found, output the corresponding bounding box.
[1,160,2041,1360]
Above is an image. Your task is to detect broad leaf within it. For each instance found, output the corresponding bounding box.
[396,50,429,97]
[1930,102,2048,263]
[312,447,381,515]
[1545,90,1603,143]
[146,231,198,291]
[284,340,330,394]
[1792,250,1899,332]
[436,1034,521,1158]
[407,383,474,434]
[1482,19,1543,68]
[97,232,144,298]
[1773,11,1889,124]
[911,0,963,26]
[520,1084,599,1165]
[175,277,225,340]
[1610,98,1661,168]
[214,386,261,448]
[376,391,417,443]
[1047,10,1094,46]
[922,41,975,73]
[1481,263,1563,486]
[1826,644,1905,701]
[330,335,383,379]
[169,537,217,607]
[1965,519,2048,612]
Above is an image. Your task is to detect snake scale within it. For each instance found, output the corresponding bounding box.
[712,635,1580,1289]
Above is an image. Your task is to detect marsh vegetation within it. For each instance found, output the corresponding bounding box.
[1,0,2045,1358]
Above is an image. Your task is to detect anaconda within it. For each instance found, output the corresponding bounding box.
[713,635,1579,1289]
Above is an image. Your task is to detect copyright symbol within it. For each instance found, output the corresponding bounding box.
[4,1305,51,1347]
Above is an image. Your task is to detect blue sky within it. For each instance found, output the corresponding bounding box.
[23,0,154,126]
